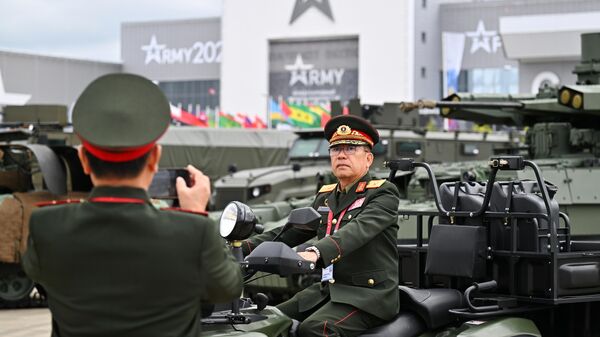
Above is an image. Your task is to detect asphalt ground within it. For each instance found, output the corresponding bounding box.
[0,308,51,337]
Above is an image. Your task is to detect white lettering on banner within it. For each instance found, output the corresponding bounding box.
[285,54,345,87]
[141,35,222,65]
[465,20,502,54]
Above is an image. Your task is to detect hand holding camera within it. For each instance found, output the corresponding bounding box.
[177,165,211,212]
[149,165,211,212]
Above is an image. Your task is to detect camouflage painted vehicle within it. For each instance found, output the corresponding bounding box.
[0,105,91,308]
[213,129,334,210]
[213,118,517,210]
[400,32,600,242]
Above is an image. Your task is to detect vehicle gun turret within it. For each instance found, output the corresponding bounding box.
[401,32,600,160]
[397,32,600,244]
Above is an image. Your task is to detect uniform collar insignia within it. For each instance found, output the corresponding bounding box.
[356,181,367,193]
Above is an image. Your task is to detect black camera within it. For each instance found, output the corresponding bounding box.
[148,168,191,199]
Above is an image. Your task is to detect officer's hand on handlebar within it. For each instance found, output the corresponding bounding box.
[176,165,211,212]
[298,251,318,263]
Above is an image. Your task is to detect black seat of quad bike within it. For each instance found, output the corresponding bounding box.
[398,286,464,329]
[358,311,425,337]
[571,241,600,251]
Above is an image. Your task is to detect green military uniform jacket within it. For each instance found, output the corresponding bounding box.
[244,173,400,320]
[22,186,242,337]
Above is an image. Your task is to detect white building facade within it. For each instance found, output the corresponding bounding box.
[220,0,415,118]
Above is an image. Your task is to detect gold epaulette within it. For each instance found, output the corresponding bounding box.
[318,183,337,193]
[366,179,386,189]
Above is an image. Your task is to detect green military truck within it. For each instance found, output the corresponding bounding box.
[158,127,297,181]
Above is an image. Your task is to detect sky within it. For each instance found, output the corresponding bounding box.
[0,0,222,63]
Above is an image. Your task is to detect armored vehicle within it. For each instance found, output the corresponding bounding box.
[400,32,600,241]
[213,129,334,210]
[213,107,517,210]
[0,105,91,308]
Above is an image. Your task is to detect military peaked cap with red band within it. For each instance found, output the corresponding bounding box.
[72,73,170,162]
[324,115,379,148]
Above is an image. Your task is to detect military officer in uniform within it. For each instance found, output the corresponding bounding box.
[22,73,243,337]
[242,115,400,337]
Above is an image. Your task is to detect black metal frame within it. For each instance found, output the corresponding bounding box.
[389,157,600,306]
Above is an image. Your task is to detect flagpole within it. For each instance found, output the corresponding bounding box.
[267,95,272,129]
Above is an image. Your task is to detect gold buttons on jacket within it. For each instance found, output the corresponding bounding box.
[330,254,342,264]
[329,279,336,284]
[347,215,352,220]
[332,219,337,225]
[368,279,375,286]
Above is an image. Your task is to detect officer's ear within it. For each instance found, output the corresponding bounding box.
[365,147,374,168]
[77,146,92,175]
[147,145,162,173]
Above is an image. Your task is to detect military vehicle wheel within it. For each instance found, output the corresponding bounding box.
[0,269,34,302]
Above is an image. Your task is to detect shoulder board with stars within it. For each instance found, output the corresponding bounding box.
[35,199,84,208]
[366,179,386,189]
[318,183,337,193]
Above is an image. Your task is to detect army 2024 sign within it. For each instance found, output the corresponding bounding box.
[269,37,358,105]
[141,35,222,65]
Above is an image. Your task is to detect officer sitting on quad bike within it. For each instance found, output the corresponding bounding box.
[242,115,400,337]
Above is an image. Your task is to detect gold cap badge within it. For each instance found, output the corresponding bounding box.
[337,125,351,136]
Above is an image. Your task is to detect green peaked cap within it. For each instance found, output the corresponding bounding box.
[324,115,379,148]
[73,73,170,152]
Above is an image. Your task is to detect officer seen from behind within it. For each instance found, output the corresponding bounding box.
[22,73,242,337]
[242,115,400,337]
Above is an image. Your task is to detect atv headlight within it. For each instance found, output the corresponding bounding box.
[219,201,257,240]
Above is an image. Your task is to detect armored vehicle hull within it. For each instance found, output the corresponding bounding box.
[214,127,517,210]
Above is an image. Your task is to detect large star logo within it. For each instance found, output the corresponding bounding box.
[285,54,314,86]
[0,69,31,106]
[465,20,498,54]
[290,0,334,24]
[141,35,165,65]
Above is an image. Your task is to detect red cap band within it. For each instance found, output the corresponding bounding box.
[81,139,155,162]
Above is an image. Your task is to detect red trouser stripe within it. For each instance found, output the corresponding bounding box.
[323,320,329,337]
